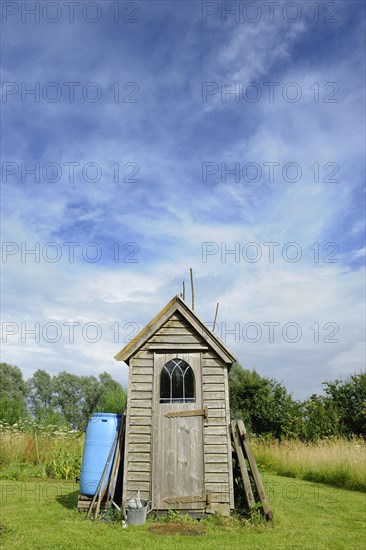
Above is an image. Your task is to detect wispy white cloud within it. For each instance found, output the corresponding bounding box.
[2,1,365,399]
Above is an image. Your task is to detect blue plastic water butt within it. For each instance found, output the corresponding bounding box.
[80,412,122,496]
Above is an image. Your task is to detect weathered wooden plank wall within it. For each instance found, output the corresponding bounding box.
[122,311,234,512]
[202,350,233,510]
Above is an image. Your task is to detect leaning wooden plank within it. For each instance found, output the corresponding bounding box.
[230,421,255,509]
[94,484,108,519]
[107,415,126,508]
[237,420,272,520]
[106,452,120,510]
[94,436,118,519]
[95,413,125,520]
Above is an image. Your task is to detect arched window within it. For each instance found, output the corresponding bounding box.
[160,358,195,403]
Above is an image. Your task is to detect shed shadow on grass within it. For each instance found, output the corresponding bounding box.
[56,489,80,510]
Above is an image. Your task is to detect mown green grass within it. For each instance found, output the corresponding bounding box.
[0,474,365,549]
[252,437,366,492]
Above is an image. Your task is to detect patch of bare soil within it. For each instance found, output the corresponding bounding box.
[149,523,205,536]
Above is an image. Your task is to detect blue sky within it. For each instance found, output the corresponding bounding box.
[1,0,365,399]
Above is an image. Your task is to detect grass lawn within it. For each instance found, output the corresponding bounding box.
[0,473,365,549]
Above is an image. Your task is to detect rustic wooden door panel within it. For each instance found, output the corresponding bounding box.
[152,353,204,510]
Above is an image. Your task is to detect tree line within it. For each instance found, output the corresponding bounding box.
[0,363,126,431]
[1,362,365,439]
[229,363,366,440]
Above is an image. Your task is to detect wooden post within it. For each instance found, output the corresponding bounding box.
[34,431,40,465]
[107,416,126,509]
[212,302,219,333]
[189,268,195,310]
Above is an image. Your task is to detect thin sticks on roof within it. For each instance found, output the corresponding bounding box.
[189,267,195,311]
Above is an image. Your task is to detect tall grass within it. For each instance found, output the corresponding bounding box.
[252,436,366,492]
[0,419,84,480]
[2,420,365,494]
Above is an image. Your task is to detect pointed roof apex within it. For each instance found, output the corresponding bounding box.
[114,295,235,365]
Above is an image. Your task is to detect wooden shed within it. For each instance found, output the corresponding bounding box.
[114,295,236,516]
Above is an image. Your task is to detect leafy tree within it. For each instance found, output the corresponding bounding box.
[0,362,28,399]
[1,363,126,430]
[27,369,68,427]
[98,372,126,413]
[80,375,104,424]
[52,371,126,430]
[27,369,54,417]
[229,364,366,440]
[3,361,365,440]
[53,371,84,429]
[323,372,366,436]
[0,394,28,425]
[229,362,297,439]
[0,363,28,424]
[298,394,341,441]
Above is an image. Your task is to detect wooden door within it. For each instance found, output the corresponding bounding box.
[152,353,205,510]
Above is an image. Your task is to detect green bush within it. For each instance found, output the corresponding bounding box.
[45,449,82,480]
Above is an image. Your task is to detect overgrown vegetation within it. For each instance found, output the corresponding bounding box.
[252,436,366,492]
[0,418,83,480]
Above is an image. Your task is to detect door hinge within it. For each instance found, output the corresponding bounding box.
[164,407,208,420]
[165,494,206,504]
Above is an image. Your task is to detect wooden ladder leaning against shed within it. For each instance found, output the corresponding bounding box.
[230,420,272,521]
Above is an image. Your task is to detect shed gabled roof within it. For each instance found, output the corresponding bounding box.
[114,295,236,365]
